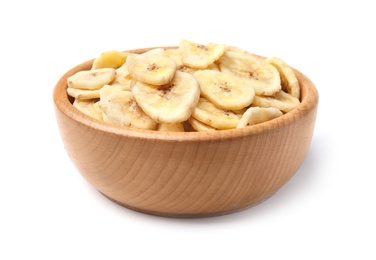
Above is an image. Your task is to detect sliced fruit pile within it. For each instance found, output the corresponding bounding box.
[66,39,300,132]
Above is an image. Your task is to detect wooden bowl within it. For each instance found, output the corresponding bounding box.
[53,47,319,218]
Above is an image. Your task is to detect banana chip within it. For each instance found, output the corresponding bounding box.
[66,39,301,131]
[266,56,300,99]
[252,90,300,113]
[188,117,216,132]
[131,71,200,124]
[191,98,241,130]
[194,70,255,110]
[157,123,185,132]
[163,48,184,67]
[126,53,177,86]
[218,49,281,96]
[99,85,157,130]
[67,68,116,90]
[92,50,128,69]
[237,107,283,128]
[110,62,132,91]
[73,99,103,121]
[179,39,225,69]
[67,88,100,100]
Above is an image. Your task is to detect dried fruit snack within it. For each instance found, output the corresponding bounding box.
[67,39,301,131]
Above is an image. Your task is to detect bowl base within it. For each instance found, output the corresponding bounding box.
[99,191,275,218]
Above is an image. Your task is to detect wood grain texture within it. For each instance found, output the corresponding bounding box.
[53,47,319,218]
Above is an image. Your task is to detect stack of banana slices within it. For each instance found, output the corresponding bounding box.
[67,39,301,132]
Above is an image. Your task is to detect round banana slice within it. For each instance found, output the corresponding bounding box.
[99,85,157,130]
[157,122,185,132]
[218,50,281,96]
[67,88,100,100]
[110,62,132,91]
[266,56,300,99]
[141,48,165,56]
[252,90,300,113]
[126,53,177,86]
[131,71,200,124]
[236,107,283,128]
[163,48,184,67]
[91,50,128,69]
[188,117,216,132]
[163,48,205,74]
[73,99,103,121]
[177,62,219,75]
[179,39,226,69]
[67,68,116,90]
[194,70,255,110]
[191,98,241,130]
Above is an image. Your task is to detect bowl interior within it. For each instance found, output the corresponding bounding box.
[53,46,318,142]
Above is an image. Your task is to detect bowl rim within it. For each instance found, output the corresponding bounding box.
[53,46,319,143]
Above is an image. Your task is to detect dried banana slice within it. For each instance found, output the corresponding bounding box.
[206,63,220,71]
[178,62,220,75]
[140,48,165,56]
[188,117,216,132]
[73,99,103,121]
[252,90,300,113]
[131,71,200,124]
[179,39,226,69]
[266,56,300,99]
[126,52,176,85]
[237,107,283,128]
[194,70,255,110]
[218,50,281,96]
[67,88,100,100]
[67,68,116,90]
[91,50,128,69]
[164,47,220,72]
[110,62,132,91]
[223,45,250,54]
[157,122,185,132]
[99,85,157,130]
[66,40,302,132]
[163,48,184,67]
[164,48,221,74]
[191,98,241,130]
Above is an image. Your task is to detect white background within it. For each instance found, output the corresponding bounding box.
[1,0,375,259]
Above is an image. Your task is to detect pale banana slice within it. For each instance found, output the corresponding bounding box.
[194,70,255,110]
[157,122,185,132]
[191,98,241,130]
[140,48,165,57]
[266,56,300,99]
[126,53,176,85]
[110,62,132,91]
[236,107,283,128]
[163,48,199,74]
[188,117,216,132]
[73,99,103,121]
[67,88,100,100]
[99,85,157,130]
[91,50,128,69]
[163,48,184,67]
[179,39,226,69]
[207,63,220,71]
[252,90,300,113]
[164,47,221,74]
[178,62,220,75]
[222,45,256,56]
[131,71,200,124]
[67,68,116,90]
[218,50,281,96]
